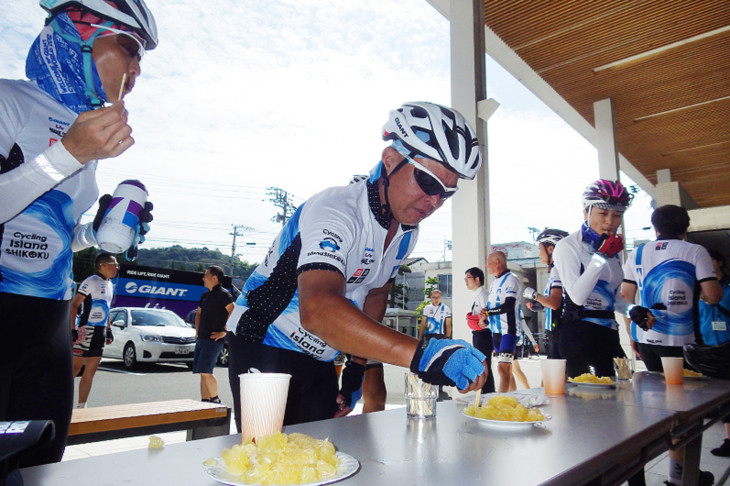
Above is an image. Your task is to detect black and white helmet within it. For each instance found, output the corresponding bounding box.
[536,228,569,247]
[382,102,482,180]
[40,0,158,49]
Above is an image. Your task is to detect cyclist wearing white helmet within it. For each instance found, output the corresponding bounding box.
[552,179,633,379]
[523,228,568,358]
[225,102,487,430]
[0,0,157,467]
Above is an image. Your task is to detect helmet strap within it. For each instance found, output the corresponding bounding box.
[380,158,409,224]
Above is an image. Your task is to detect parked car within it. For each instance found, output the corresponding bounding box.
[104,307,196,369]
[183,307,230,368]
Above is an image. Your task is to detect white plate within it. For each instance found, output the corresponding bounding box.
[567,379,615,388]
[203,451,359,486]
[462,410,551,429]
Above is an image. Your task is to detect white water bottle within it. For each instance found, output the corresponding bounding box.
[96,180,148,253]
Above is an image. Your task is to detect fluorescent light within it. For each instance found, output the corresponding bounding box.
[634,95,730,122]
[593,25,730,72]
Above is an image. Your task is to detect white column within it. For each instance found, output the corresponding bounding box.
[448,0,488,342]
[593,98,620,180]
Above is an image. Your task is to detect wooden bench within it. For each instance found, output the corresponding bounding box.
[67,399,231,445]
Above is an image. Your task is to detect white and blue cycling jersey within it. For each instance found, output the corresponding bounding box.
[0,79,98,301]
[553,230,627,330]
[544,265,563,331]
[226,176,418,362]
[624,239,717,346]
[74,274,114,327]
[422,303,451,335]
[486,271,521,335]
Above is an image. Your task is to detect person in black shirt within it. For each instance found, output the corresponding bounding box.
[194,265,234,403]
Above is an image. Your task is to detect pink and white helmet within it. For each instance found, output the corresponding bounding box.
[582,179,633,213]
[382,102,482,180]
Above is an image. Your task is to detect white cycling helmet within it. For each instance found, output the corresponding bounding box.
[40,0,158,49]
[382,102,482,180]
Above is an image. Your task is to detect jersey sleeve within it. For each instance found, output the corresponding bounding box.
[694,246,719,282]
[77,276,98,297]
[548,266,563,290]
[444,305,452,318]
[296,194,357,277]
[623,250,638,284]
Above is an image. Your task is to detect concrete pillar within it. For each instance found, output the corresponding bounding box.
[447,0,488,342]
[593,98,620,180]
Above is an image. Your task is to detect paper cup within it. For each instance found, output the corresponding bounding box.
[239,372,291,440]
[661,357,684,385]
[541,359,566,395]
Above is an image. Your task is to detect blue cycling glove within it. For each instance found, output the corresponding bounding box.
[338,359,365,407]
[410,338,486,389]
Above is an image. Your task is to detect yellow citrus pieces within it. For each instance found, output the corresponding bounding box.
[210,432,339,485]
[570,373,614,384]
[464,395,545,422]
[683,368,703,377]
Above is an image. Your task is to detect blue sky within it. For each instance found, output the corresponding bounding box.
[1,0,654,263]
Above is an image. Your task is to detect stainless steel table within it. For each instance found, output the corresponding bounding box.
[21,397,676,486]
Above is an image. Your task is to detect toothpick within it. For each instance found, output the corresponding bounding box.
[117,73,127,102]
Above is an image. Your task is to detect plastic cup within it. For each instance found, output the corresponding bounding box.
[405,372,437,418]
[541,359,566,395]
[238,372,291,440]
[613,357,634,381]
[96,180,148,253]
[661,357,684,385]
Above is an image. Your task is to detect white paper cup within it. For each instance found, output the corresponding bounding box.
[661,357,684,385]
[541,359,566,395]
[239,372,291,440]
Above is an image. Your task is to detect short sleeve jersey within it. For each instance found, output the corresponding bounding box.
[198,285,234,337]
[544,266,563,331]
[227,179,418,362]
[553,230,626,330]
[487,271,521,335]
[75,274,113,327]
[423,303,451,335]
[624,239,718,346]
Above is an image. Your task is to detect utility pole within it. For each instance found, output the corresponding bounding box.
[267,187,297,228]
[230,225,254,275]
[443,237,452,262]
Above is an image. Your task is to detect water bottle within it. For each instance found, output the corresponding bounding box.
[96,180,148,253]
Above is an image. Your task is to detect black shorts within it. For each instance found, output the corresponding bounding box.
[547,328,562,359]
[73,325,105,358]
[492,333,518,363]
[636,342,684,373]
[226,333,338,432]
[471,329,495,393]
[559,319,625,378]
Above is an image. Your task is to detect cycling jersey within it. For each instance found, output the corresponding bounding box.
[422,303,451,335]
[0,79,98,301]
[699,281,730,346]
[74,274,113,328]
[624,239,717,346]
[227,179,418,362]
[486,271,521,335]
[467,286,488,330]
[544,266,563,331]
[553,230,627,329]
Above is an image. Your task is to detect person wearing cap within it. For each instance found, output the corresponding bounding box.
[522,229,568,359]
[225,102,488,430]
[0,0,157,466]
[622,205,721,486]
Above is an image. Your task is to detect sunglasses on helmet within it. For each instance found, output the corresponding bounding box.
[396,150,458,200]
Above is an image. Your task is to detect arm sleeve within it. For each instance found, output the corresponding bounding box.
[553,240,607,306]
[70,221,98,252]
[0,140,83,224]
[486,296,517,315]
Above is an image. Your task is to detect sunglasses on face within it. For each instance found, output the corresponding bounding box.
[91,23,146,61]
[396,150,458,200]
